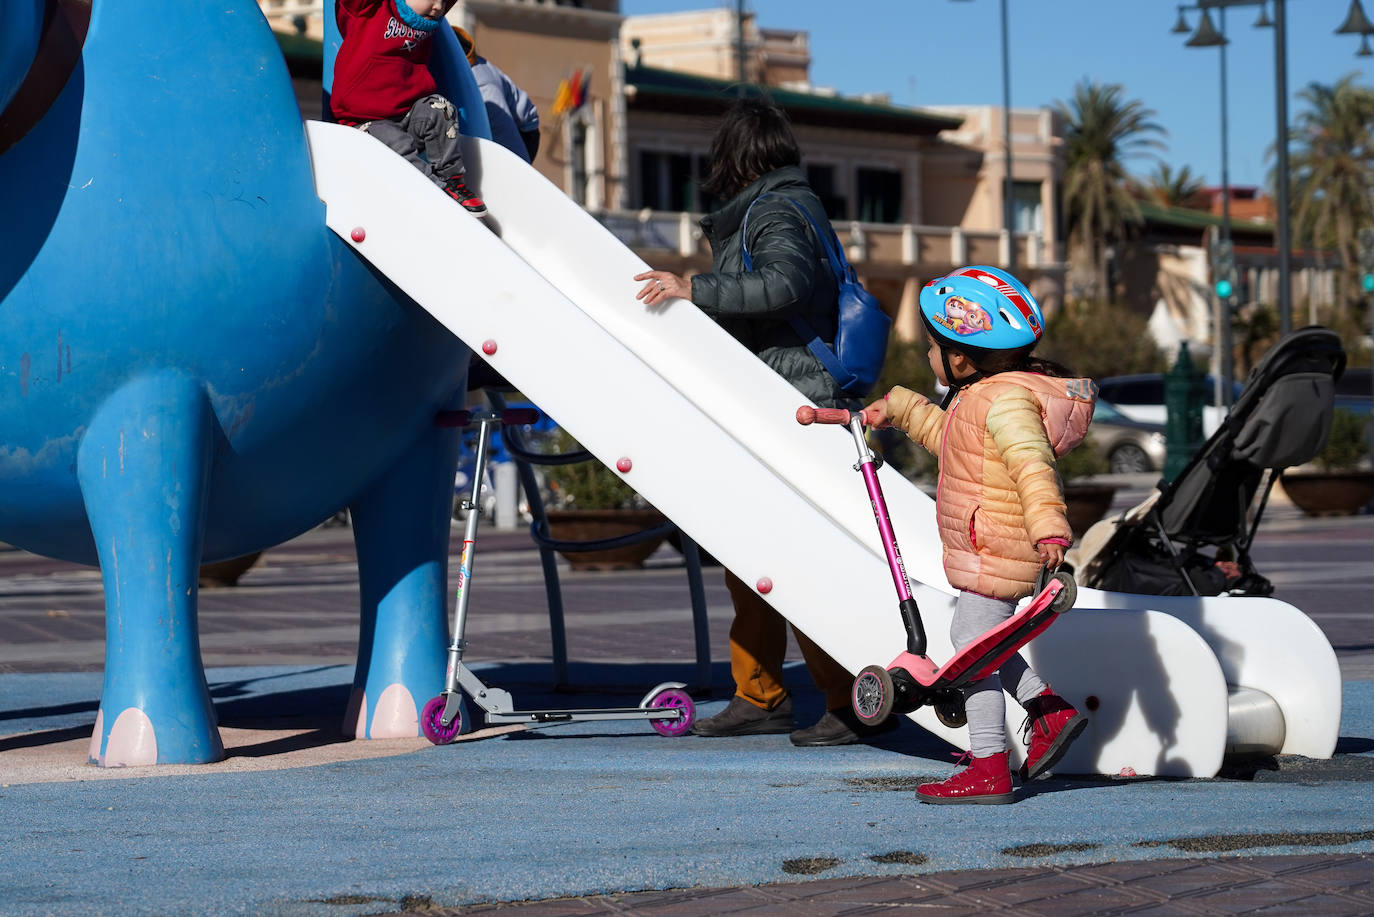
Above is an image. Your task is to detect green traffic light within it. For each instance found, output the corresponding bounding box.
[1215,279,1233,299]
[1363,273,1374,293]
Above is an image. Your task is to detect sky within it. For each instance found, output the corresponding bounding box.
[619,0,1371,190]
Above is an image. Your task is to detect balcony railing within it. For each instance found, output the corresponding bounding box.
[590,208,1053,274]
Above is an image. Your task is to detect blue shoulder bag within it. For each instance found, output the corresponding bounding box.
[741,194,891,397]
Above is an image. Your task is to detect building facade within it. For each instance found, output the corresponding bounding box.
[259,0,1069,340]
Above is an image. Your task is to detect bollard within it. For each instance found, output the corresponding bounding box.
[493,461,519,530]
[1163,342,1206,482]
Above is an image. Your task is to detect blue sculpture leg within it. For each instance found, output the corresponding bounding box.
[76,371,221,766]
[346,391,465,738]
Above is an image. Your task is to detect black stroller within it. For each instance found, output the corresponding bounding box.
[1077,326,1347,597]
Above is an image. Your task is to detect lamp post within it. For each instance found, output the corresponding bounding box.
[1171,0,1293,338]
[953,0,1015,275]
[1175,3,1236,408]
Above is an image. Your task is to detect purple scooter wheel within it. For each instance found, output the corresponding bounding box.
[420,694,463,745]
[648,687,695,737]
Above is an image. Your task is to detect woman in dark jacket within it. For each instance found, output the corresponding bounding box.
[634,97,887,747]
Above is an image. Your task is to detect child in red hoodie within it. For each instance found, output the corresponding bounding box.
[332,0,486,216]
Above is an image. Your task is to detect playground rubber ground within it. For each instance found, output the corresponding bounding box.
[2,480,1372,915]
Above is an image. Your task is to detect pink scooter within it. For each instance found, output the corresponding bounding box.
[795,405,1077,729]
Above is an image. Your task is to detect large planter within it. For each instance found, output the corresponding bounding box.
[1279,470,1374,517]
[544,509,669,571]
[1063,483,1119,538]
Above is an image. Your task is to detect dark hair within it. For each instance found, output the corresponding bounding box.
[701,96,801,199]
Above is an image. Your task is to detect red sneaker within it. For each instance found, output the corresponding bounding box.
[443,176,487,217]
[1021,688,1088,780]
[916,751,1014,805]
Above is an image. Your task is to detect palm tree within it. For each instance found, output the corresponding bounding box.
[1056,79,1167,303]
[1286,74,1374,316]
[1143,163,1208,209]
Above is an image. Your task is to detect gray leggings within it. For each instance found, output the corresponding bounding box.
[952,590,1048,757]
[359,94,465,189]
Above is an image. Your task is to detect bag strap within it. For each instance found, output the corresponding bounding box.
[741,194,855,389]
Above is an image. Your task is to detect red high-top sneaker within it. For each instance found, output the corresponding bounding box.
[916,751,1015,805]
[442,175,487,217]
[1021,688,1088,780]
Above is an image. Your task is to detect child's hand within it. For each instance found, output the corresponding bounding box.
[861,398,891,429]
[633,270,690,307]
[1036,541,1066,568]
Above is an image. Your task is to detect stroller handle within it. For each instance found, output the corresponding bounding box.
[796,406,860,426]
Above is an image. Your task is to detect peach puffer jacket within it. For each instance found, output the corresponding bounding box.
[887,372,1097,600]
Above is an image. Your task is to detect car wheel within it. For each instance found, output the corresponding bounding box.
[1108,443,1152,475]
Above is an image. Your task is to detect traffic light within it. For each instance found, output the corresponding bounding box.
[1210,237,1237,302]
[1358,227,1374,294]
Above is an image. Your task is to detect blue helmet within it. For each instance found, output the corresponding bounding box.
[918,265,1044,354]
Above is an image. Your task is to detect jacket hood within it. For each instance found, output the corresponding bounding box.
[973,371,1098,458]
[700,165,810,240]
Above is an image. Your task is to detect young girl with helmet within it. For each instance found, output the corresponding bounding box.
[861,265,1098,805]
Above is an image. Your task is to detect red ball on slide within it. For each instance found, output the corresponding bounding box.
[482,340,498,356]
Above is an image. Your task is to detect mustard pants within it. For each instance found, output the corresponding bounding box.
[724,570,853,711]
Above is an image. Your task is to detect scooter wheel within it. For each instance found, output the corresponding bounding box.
[1050,571,1078,613]
[420,694,463,745]
[933,693,967,729]
[852,665,894,726]
[648,687,695,737]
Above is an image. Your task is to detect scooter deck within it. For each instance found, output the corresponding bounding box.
[889,575,1069,690]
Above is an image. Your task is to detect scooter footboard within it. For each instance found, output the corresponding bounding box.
[926,575,1073,690]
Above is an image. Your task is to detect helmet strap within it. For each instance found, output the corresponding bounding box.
[938,346,985,408]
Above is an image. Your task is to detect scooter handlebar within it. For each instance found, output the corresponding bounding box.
[796,406,857,426]
[433,408,541,429]
[499,408,541,426]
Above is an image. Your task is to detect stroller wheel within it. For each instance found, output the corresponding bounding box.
[420,694,464,745]
[853,665,894,725]
[1050,572,1078,613]
[933,692,967,729]
[647,687,695,737]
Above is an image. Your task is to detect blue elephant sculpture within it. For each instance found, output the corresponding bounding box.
[0,1,482,765]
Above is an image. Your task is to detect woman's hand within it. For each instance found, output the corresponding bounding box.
[633,270,690,307]
[860,397,892,429]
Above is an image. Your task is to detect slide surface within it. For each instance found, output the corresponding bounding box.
[306,122,1336,775]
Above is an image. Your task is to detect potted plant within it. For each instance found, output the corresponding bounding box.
[1056,434,1118,537]
[541,430,669,570]
[1279,408,1374,516]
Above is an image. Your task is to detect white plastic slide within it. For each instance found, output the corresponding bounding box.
[306,122,1338,776]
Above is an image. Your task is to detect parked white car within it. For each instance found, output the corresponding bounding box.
[1095,373,1242,437]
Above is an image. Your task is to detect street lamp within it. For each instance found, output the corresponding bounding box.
[1171,0,1292,338]
[952,0,1016,275]
[1175,3,1236,408]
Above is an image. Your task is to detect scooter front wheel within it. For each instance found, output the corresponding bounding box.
[648,687,696,737]
[1050,572,1078,613]
[420,694,463,745]
[852,665,894,725]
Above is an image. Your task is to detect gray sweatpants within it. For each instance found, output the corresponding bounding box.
[952,590,1048,757]
[359,94,465,189]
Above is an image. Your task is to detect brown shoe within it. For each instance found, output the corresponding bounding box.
[790,707,899,747]
[691,696,792,737]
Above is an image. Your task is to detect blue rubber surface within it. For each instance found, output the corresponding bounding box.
[2,666,1372,916]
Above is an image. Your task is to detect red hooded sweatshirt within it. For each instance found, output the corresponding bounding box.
[332,0,442,125]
